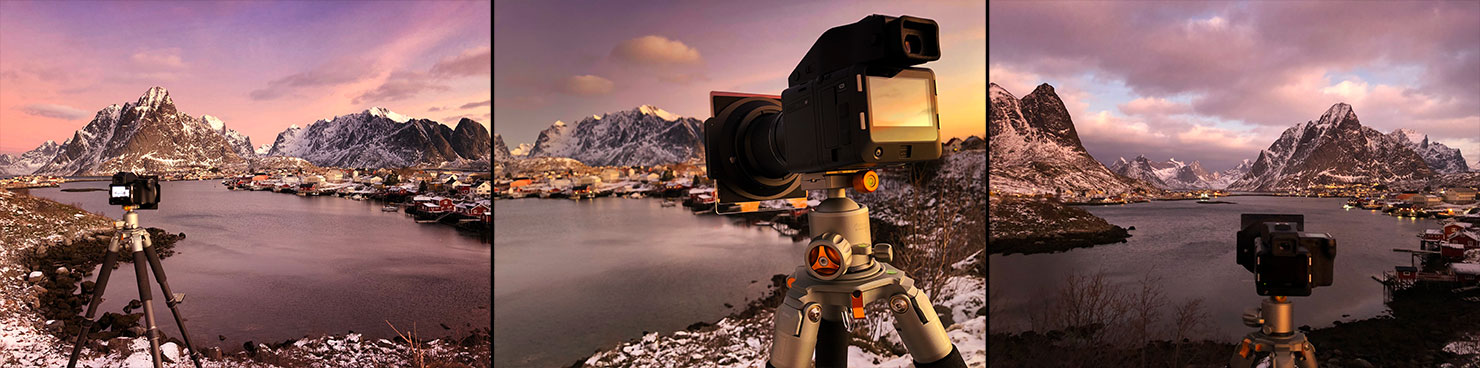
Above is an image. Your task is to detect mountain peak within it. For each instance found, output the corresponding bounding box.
[135,86,173,108]
[1030,83,1056,96]
[636,105,680,121]
[364,107,410,123]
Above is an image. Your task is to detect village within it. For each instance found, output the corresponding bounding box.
[220,167,492,236]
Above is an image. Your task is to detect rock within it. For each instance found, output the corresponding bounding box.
[1352,358,1375,368]
[1127,226,1136,230]
[160,342,180,362]
[724,303,733,308]
[207,347,223,360]
[107,338,131,355]
[440,323,451,330]
[934,305,956,326]
[27,271,43,282]
[243,341,258,357]
[218,334,226,341]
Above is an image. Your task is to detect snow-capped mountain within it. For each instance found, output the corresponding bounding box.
[509,143,532,157]
[1227,103,1432,191]
[254,144,273,156]
[202,115,256,158]
[32,87,248,176]
[525,105,704,166]
[263,108,489,168]
[494,133,511,162]
[1108,156,1245,190]
[989,82,1158,195]
[0,140,63,176]
[1388,128,1470,174]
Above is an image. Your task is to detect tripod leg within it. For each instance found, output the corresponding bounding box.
[66,233,122,368]
[814,306,848,368]
[767,299,821,368]
[889,291,963,367]
[143,235,204,368]
[132,249,164,368]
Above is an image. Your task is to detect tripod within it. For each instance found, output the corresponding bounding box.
[67,208,204,368]
[765,186,966,368]
[1230,296,1317,368]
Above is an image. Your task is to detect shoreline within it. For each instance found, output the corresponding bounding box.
[0,189,490,367]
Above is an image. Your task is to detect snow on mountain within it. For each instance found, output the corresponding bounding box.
[1227,103,1432,191]
[1108,156,1245,190]
[1388,128,1470,174]
[989,82,1158,195]
[32,87,248,176]
[254,144,272,156]
[365,106,411,123]
[0,140,63,176]
[525,105,704,166]
[264,108,488,168]
[202,115,256,158]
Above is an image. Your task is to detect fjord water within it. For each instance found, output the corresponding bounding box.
[989,196,1430,340]
[30,180,489,349]
[494,198,804,367]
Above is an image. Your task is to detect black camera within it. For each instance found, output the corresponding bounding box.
[705,15,943,205]
[109,172,161,209]
[1236,214,1336,296]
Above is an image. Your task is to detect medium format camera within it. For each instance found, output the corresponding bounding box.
[109,172,161,209]
[706,14,943,205]
[1235,214,1336,296]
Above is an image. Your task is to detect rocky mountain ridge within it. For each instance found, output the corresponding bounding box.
[988,82,1158,195]
[29,87,248,176]
[525,105,704,167]
[262,109,490,169]
[1108,156,1249,190]
[1389,128,1470,174]
[1227,103,1433,191]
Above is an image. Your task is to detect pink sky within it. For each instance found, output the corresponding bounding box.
[991,1,1480,171]
[0,1,491,155]
[494,0,985,146]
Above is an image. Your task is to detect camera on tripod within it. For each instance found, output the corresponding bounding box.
[1236,214,1336,296]
[109,172,161,209]
[705,14,943,205]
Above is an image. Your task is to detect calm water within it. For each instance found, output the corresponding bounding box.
[990,196,1432,340]
[494,197,805,367]
[31,180,490,348]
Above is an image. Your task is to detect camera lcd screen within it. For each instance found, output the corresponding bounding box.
[866,76,934,129]
[110,185,130,199]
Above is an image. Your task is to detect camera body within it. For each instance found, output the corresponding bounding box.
[109,172,161,209]
[704,14,943,205]
[1236,214,1336,296]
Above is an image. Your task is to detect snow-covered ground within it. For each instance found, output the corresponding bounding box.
[582,275,985,368]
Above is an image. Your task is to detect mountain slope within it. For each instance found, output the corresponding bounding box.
[1389,129,1470,174]
[526,105,704,166]
[0,141,63,176]
[264,108,488,168]
[494,133,511,162]
[33,87,247,176]
[1227,103,1432,191]
[203,115,255,158]
[989,82,1157,195]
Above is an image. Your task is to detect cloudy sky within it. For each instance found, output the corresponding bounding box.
[0,1,491,155]
[494,0,986,146]
[991,1,1480,171]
